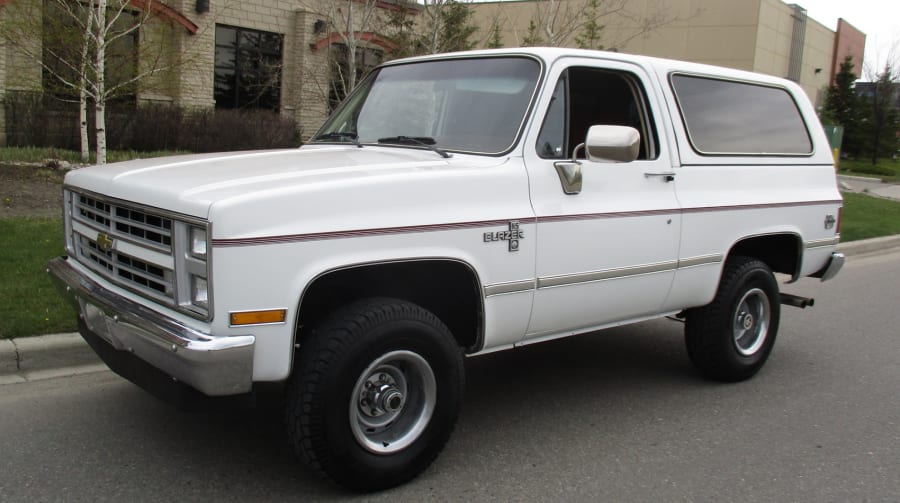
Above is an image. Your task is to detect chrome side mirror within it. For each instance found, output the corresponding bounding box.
[584,125,640,163]
[553,125,641,195]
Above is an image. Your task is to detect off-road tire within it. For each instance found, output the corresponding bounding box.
[684,256,781,382]
[285,298,464,491]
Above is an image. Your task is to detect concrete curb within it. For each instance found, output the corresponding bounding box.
[2,234,899,384]
[1,332,102,385]
[837,234,900,256]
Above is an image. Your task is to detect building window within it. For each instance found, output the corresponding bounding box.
[214,25,283,110]
[329,44,383,111]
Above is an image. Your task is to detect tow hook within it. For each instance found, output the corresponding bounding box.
[780,293,815,309]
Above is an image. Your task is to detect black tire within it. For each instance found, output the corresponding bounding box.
[285,298,464,491]
[684,256,781,382]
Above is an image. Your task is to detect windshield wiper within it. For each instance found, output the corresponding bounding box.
[376,136,451,159]
[313,132,362,148]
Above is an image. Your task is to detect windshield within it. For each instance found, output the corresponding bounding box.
[312,56,542,155]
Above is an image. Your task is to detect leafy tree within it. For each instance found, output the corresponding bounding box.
[823,56,868,156]
[864,64,899,164]
[522,20,543,46]
[436,1,477,53]
[420,0,477,55]
[574,0,605,50]
[382,0,420,59]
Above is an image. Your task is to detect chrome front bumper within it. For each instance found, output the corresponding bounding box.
[48,257,255,396]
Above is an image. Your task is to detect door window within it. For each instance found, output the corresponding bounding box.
[537,68,659,160]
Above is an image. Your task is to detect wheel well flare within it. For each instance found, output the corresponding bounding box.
[297,260,484,352]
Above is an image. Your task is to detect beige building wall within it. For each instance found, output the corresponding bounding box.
[799,17,835,106]
[752,0,794,77]
[469,0,840,104]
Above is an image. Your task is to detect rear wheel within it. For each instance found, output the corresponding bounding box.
[684,256,781,382]
[285,298,464,491]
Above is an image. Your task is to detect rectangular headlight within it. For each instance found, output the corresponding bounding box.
[191,275,209,308]
[190,226,208,260]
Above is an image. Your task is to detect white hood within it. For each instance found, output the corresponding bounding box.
[64,145,514,239]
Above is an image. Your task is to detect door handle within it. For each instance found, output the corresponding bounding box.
[644,172,676,182]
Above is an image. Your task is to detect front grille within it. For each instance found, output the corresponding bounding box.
[75,234,173,303]
[74,194,173,251]
[67,190,210,319]
[66,191,205,313]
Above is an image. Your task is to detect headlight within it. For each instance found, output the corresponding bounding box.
[191,275,209,308]
[190,226,208,260]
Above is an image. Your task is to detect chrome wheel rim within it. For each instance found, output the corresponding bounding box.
[733,288,770,356]
[349,350,436,454]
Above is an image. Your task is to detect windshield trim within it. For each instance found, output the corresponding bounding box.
[310,53,546,157]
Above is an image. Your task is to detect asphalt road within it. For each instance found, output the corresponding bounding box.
[1,250,899,502]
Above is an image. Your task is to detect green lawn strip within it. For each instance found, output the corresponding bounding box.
[838,158,900,182]
[0,218,77,339]
[839,192,900,242]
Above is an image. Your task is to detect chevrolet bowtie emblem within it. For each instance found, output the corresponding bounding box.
[96,232,114,252]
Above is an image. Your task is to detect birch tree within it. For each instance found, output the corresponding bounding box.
[1,0,179,163]
[325,0,381,101]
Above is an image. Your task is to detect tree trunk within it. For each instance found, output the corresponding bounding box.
[93,0,108,165]
[79,93,90,162]
[346,0,357,92]
[78,0,95,162]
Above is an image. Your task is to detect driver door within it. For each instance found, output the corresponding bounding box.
[523,60,682,340]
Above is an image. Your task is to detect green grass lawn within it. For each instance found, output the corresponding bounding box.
[0,218,77,338]
[839,192,900,242]
[2,192,900,339]
[838,158,900,182]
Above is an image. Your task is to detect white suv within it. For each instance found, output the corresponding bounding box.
[50,48,843,490]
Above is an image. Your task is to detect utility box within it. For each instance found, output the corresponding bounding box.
[823,125,844,162]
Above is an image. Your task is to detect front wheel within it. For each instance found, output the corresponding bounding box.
[285,298,464,491]
[684,256,781,382]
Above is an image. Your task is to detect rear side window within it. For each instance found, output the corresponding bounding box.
[670,74,812,155]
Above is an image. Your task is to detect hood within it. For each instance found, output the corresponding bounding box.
[64,146,485,218]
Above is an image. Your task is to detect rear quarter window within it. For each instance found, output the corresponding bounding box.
[670,74,812,156]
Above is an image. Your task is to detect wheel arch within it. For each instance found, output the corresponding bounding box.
[294,258,485,357]
[726,232,803,281]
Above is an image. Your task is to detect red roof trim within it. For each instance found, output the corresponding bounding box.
[310,32,398,52]
[128,0,198,34]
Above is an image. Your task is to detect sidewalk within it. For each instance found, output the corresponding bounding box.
[837,174,900,201]
[3,230,900,385]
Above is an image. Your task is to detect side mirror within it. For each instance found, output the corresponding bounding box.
[584,125,640,163]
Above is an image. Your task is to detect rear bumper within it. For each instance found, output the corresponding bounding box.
[816,252,845,282]
[47,256,255,396]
